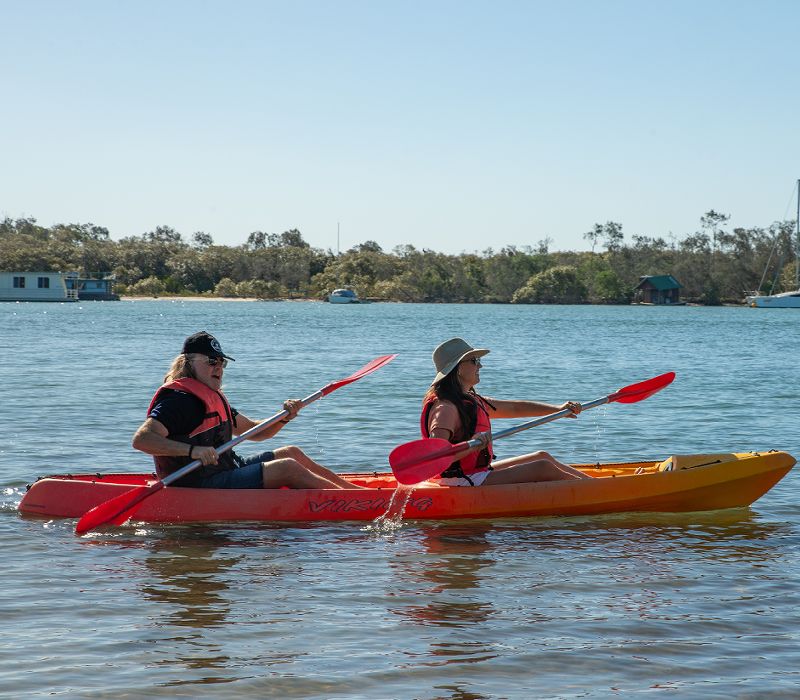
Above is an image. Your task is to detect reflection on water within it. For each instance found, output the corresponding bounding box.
[4,505,799,697]
[429,683,491,700]
[139,531,240,679]
[389,524,500,672]
[495,508,793,559]
[140,532,241,629]
[393,523,496,628]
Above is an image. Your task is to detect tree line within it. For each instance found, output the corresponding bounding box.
[0,212,796,304]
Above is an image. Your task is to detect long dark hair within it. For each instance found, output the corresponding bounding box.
[423,368,477,441]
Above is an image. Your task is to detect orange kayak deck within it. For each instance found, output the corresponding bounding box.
[18,451,795,524]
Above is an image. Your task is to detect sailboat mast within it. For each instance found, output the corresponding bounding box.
[796,179,799,289]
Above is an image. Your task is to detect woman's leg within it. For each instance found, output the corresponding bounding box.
[491,450,590,479]
[267,446,364,489]
[484,453,591,486]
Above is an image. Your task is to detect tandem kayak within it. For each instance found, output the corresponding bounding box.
[18,451,795,525]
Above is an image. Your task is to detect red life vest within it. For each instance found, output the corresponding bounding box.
[147,377,236,482]
[420,393,494,478]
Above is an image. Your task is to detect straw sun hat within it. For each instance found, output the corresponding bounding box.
[431,337,489,384]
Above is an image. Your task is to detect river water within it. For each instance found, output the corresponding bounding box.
[1,300,798,698]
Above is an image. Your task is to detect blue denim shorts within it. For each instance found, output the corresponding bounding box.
[198,450,275,489]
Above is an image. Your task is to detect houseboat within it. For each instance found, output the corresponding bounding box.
[0,271,79,302]
[71,277,119,301]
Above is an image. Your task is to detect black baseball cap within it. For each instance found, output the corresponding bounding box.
[182,331,235,361]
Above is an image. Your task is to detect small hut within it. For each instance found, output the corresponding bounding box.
[634,275,683,304]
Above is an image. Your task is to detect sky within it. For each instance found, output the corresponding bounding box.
[1,0,799,254]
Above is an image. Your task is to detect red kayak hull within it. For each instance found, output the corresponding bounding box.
[18,451,795,525]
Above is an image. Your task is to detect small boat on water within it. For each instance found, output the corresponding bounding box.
[18,451,794,525]
[328,288,361,304]
[745,178,800,308]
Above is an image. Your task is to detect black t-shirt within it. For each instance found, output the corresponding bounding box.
[149,389,238,436]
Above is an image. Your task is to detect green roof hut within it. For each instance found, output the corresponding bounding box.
[634,275,683,305]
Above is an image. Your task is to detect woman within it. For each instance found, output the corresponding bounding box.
[132,331,362,489]
[421,337,591,486]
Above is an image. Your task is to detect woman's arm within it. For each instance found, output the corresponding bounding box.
[426,400,461,441]
[486,398,581,420]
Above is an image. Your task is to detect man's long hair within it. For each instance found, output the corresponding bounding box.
[164,354,198,383]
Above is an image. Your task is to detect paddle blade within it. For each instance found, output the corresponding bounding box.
[75,482,163,535]
[390,437,465,485]
[321,354,397,396]
[609,371,675,404]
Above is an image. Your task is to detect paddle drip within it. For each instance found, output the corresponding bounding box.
[593,404,608,464]
[364,484,417,534]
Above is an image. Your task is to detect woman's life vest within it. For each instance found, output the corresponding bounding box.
[420,392,494,480]
[147,377,237,482]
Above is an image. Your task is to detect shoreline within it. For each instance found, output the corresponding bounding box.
[118,296,744,307]
[121,295,318,302]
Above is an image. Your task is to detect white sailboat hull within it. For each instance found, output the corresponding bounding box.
[748,179,800,307]
[746,291,800,308]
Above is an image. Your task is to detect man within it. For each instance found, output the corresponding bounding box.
[132,331,361,489]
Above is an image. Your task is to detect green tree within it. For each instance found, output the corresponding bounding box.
[214,277,238,297]
[192,231,214,248]
[483,247,543,302]
[128,275,165,296]
[512,266,587,304]
[245,231,268,250]
[602,222,624,252]
[583,223,603,252]
[278,229,309,248]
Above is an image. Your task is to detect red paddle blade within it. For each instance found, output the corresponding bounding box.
[609,371,675,404]
[321,354,397,396]
[390,438,465,485]
[75,482,162,535]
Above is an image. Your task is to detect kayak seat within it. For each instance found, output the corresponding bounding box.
[656,454,738,472]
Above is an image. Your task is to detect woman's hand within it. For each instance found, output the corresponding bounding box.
[282,399,302,421]
[474,430,493,448]
[559,401,582,418]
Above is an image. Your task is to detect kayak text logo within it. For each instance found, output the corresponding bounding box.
[307,496,433,514]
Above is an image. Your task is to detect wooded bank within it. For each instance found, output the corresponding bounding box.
[1,213,796,304]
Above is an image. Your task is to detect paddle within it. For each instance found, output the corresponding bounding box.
[390,371,675,485]
[75,353,397,534]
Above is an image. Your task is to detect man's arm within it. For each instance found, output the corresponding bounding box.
[132,418,219,465]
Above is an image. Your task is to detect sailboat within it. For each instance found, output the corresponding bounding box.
[745,179,800,308]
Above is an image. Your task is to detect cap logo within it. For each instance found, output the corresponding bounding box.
[210,338,223,353]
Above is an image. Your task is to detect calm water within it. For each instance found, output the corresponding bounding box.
[1,300,799,698]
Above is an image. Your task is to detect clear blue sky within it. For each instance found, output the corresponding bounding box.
[2,0,798,253]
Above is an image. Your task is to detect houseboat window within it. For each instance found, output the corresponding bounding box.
[13,276,25,288]
[38,277,50,288]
